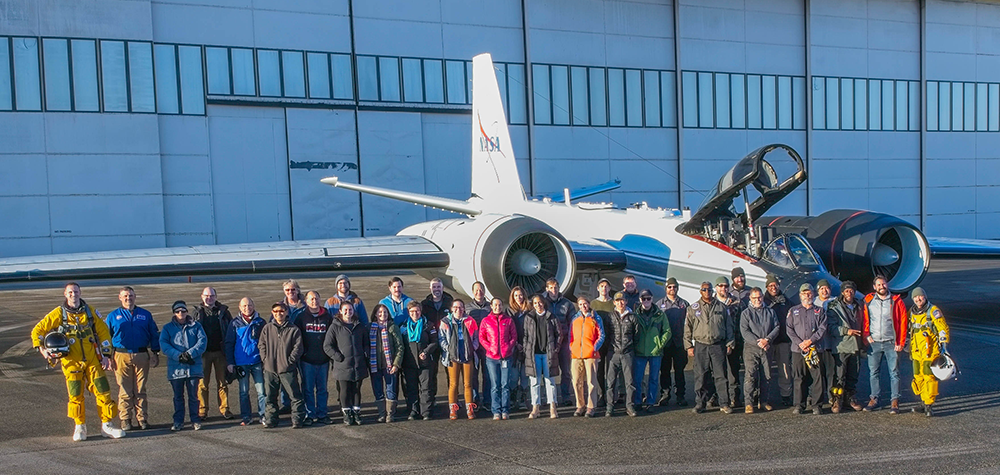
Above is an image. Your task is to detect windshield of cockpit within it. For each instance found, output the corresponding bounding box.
[763,235,821,268]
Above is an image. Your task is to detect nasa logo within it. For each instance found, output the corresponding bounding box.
[479,135,500,153]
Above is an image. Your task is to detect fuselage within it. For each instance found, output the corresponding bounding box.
[400,196,832,303]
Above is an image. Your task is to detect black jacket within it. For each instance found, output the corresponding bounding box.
[522,310,561,378]
[323,318,369,381]
[295,307,333,365]
[606,307,638,354]
[421,292,453,327]
[401,318,439,369]
[193,301,232,352]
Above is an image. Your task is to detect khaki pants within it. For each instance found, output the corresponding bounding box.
[198,350,230,416]
[571,358,599,409]
[447,362,475,405]
[114,352,149,423]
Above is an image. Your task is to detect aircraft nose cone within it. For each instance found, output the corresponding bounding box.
[510,249,541,276]
[873,243,899,267]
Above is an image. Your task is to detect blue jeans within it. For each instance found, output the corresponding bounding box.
[300,361,329,419]
[528,354,558,405]
[238,363,266,421]
[633,356,662,406]
[170,377,201,425]
[370,370,399,402]
[868,340,901,402]
[485,357,511,415]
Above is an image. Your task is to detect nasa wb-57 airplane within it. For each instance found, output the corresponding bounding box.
[3,53,983,303]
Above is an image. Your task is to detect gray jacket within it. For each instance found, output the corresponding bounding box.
[258,320,303,374]
[827,297,863,354]
[684,298,734,349]
[740,305,779,345]
[656,295,688,348]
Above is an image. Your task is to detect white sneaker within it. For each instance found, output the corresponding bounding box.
[72,424,87,442]
[101,421,124,439]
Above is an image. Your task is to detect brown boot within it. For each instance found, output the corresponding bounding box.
[550,403,559,419]
[745,404,754,414]
[449,403,460,420]
[466,403,477,420]
[831,397,841,414]
[528,405,540,419]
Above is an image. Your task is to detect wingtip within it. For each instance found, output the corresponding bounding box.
[320,176,339,186]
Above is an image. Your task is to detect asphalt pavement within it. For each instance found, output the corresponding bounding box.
[0,261,998,474]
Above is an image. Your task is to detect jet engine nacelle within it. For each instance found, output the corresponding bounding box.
[399,214,576,299]
[762,210,930,294]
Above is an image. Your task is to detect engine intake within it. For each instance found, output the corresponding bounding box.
[762,210,930,294]
[399,214,576,299]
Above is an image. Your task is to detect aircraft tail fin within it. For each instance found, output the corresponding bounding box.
[471,53,526,203]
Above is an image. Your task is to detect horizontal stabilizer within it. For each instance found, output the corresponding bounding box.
[0,237,448,284]
[322,177,481,216]
[927,237,1000,258]
[535,179,622,202]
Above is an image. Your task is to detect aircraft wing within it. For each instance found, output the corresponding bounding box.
[927,237,1000,258]
[0,236,449,283]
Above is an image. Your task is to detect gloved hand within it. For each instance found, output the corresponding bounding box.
[178,352,194,365]
[938,331,948,344]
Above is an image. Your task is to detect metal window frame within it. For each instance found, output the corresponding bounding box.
[41,37,72,112]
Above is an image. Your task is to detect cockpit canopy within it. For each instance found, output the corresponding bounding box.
[680,144,806,235]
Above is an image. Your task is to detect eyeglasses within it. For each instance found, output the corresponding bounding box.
[700,288,711,292]
[174,309,188,314]
[717,284,729,288]
[272,310,287,315]
[666,285,677,289]
[641,297,652,301]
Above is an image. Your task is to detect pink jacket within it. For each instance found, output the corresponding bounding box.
[478,312,518,360]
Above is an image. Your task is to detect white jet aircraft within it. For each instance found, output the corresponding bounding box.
[3,53,968,303]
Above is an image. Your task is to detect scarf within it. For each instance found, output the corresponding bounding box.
[405,317,424,343]
[370,321,392,373]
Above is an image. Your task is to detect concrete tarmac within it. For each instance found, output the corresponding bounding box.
[0,261,998,474]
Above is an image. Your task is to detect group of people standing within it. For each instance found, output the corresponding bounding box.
[30,269,952,441]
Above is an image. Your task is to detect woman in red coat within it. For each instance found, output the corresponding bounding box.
[478,298,518,420]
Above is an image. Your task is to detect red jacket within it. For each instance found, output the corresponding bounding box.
[861,293,908,346]
[479,312,518,360]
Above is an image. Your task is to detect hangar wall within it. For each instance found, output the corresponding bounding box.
[1,0,999,257]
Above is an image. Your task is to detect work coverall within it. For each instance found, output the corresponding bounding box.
[909,303,950,406]
[32,304,118,424]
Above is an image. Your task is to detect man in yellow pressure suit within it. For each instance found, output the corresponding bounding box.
[908,287,950,417]
[31,282,126,441]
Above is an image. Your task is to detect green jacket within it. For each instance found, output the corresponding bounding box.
[634,304,671,357]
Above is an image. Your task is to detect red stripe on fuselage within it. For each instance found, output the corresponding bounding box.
[684,234,757,262]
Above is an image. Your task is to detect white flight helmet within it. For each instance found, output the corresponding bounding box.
[931,353,958,381]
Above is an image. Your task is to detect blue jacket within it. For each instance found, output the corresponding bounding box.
[159,317,207,381]
[379,295,414,327]
[105,306,160,352]
[225,313,266,366]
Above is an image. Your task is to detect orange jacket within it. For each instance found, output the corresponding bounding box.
[861,293,908,346]
[569,311,605,359]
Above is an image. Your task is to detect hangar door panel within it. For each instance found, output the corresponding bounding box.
[207,106,292,244]
[286,108,361,239]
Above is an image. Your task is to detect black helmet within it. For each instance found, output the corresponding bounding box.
[44,332,71,359]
